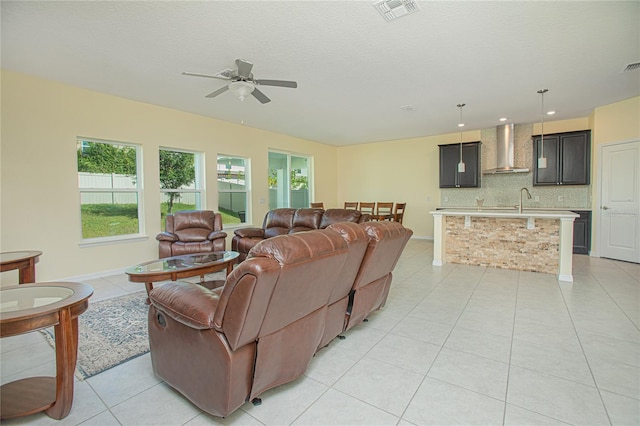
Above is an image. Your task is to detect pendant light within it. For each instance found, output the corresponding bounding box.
[457,103,466,173]
[537,89,548,169]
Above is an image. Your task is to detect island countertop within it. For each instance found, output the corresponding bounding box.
[431,208,579,219]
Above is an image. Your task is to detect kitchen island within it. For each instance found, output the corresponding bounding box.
[431,208,578,282]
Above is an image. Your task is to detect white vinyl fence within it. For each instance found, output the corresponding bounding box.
[79,173,197,205]
[79,173,137,204]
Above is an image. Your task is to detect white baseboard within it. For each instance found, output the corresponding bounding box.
[56,266,129,283]
[409,235,434,241]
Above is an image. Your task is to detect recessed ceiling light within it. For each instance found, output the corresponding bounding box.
[547,111,556,115]
[499,117,507,122]
[458,123,465,127]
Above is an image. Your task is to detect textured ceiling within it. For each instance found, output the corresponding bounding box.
[1,1,638,146]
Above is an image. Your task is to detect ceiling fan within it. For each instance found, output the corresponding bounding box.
[182,59,298,104]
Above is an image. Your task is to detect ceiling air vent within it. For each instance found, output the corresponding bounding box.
[623,62,640,72]
[374,0,420,22]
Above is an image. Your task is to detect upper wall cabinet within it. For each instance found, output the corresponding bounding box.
[533,130,591,186]
[439,141,481,188]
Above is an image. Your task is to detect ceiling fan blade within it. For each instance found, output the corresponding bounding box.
[255,79,298,88]
[182,71,230,81]
[251,88,271,104]
[235,59,254,78]
[205,85,229,98]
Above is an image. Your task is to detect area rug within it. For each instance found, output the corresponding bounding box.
[41,291,150,380]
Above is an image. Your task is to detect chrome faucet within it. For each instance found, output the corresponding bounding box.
[519,187,532,213]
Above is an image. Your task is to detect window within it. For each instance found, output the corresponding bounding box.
[217,155,249,225]
[77,138,143,241]
[268,151,311,209]
[160,148,203,226]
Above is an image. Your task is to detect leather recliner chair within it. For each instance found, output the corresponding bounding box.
[317,221,413,348]
[147,228,350,417]
[318,222,370,348]
[156,210,227,258]
[344,221,413,332]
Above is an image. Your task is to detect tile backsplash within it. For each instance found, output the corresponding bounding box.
[441,124,591,209]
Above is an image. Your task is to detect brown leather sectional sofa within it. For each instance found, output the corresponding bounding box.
[147,220,412,418]
[232,207,370,262]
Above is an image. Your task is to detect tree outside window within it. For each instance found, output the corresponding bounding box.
[159,149,203,227]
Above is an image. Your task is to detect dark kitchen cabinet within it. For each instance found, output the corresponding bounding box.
[439,141,481,188]
[533,130,591,186]
[572,210,591,254]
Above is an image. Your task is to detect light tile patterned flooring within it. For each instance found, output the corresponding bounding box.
[1,239,639,425]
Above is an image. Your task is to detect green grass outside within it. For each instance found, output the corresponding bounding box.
[81,203,243,239]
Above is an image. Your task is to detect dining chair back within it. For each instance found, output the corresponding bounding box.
[393,203,406,223]
[373,202,394,221]
[310,202,324,208]
[359,202,375,215]
[344,202,359,210]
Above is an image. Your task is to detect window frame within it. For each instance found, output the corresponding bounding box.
[77,137,145,244]
[217,154,250,227]
[268,150,313,209]
[159,147,205,221]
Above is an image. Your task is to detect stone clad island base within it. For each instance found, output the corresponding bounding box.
[431,209,578,282]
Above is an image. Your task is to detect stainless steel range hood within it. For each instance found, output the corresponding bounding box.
[483,123,530,174]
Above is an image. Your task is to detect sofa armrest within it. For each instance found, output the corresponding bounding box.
[156,232,179,242]
[149,281,220,330]
[207,230,228,241]
[233,227,265,238]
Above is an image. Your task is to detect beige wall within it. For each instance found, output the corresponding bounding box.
[590,96,640,254]
[0,70,338,283]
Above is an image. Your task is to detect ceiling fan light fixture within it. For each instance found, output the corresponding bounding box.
[229,81,255,101]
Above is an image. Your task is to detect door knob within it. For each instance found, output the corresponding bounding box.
[602,206,610,210]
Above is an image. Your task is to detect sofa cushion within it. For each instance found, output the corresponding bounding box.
[171,210,216,242]
[150,281,219,330]
[173,211,215,232]
[174,229,210,242]
[354,221,411,290]
[320,209,363,228]
[263,208,296,238]
[290,208,324,233]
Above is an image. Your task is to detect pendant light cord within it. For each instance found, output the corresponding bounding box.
[457,103,465,163]
[537,89,548,156]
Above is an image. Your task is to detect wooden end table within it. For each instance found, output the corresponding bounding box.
[0,250,42,284]
[125,251,239,297]
[0,282,93,420]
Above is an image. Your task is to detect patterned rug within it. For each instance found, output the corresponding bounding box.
[42,291,149,379]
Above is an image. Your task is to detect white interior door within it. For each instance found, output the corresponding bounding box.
[600,141,640,263]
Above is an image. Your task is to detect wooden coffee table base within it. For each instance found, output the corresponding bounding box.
[0,283,92,421]
[0,311,80,420]
[0,377,56,419]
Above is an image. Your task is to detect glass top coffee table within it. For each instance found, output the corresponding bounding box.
[0,250,42,284]
[0,282,93,420]
[126,251,239,297]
